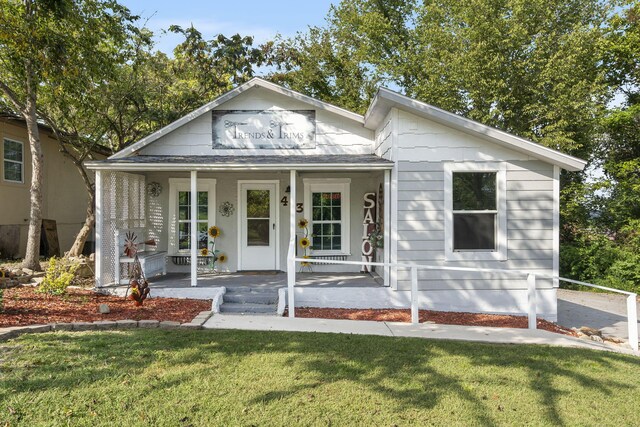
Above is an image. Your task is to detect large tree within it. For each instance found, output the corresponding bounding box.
[0,0,139,269]
[269,0,613,157]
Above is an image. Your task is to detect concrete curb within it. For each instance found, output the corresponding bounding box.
[0,310,215,340]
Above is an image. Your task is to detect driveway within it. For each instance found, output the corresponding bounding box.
[557,289,640,340]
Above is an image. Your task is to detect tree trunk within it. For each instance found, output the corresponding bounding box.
[67,178,95,257]
[21,65,44,271]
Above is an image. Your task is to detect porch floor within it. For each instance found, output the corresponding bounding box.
[147,272,384,289]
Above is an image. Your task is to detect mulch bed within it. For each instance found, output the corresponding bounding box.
[0,286,211,327]
[291,307,575,336]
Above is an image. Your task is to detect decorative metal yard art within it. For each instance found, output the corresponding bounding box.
[123,231,155,306]
[199,226,227,273]
[218,201,235,217]
[298,218,312,272]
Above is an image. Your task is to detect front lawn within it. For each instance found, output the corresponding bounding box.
[1,330,639,426]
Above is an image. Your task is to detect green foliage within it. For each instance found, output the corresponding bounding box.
[267,0,612,157]
[38,257,80,295]
[560,221,640,293]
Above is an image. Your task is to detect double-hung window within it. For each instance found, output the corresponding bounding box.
[3,138,23,183]
[168,178,216,253]
[303,178,350,255]
[177,191,209,251]
[444,163,506,261]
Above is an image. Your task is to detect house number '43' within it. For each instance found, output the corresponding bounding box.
[280,196,303,212]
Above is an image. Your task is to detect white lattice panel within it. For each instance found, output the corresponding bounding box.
[99,171,146,286]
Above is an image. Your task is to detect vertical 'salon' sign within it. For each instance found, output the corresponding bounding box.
[361,192,376,273]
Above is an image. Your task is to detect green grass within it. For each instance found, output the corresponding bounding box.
[1,330,639,426]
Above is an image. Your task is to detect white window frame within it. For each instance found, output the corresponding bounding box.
[303,178,351,256]
[3,138,24,183]
[168,178,216,254]
[444,162,507,261]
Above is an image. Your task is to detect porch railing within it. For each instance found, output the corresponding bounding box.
[287,257,639,351]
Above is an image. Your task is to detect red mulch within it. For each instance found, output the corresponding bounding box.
[0,286,211,327]
[290,307,575,336]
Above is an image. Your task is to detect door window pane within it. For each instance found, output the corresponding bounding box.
[247,190,270,218]
[247,219,270,246]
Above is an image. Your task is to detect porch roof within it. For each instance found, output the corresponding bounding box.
[85,154,394,171]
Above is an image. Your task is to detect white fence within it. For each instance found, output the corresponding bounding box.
[288,257,639,351]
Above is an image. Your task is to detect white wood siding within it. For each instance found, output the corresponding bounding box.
[139,87,374,156]
[393,109,555,292]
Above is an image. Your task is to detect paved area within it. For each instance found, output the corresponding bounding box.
[557,289,640,340]
[203,314,636,355]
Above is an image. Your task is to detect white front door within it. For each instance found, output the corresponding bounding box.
[239,182,278,270]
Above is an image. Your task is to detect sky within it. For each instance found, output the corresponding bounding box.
[119,0,337,54]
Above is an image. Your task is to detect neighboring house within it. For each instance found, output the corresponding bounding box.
[86,78,586,321]
[0,115,99,258]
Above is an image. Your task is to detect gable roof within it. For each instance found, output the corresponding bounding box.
[364,87,587,171]
[109,78,365,159]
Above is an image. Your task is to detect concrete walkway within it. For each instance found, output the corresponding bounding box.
[558,289,640,340]
[203,314,637,355]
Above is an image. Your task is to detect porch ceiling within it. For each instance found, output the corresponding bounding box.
[86,154,393,171]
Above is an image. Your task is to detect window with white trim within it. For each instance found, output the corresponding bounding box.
[168,178,216,254]
[177,190,209,251]
[453,172,497,250]
[3,138,23,183]
[444,163,506,261]
[303,179,350,255]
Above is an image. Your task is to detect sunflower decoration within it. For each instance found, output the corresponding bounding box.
[208,225,221,239]
[200,248,209,256]
[297,218,312,271]
[217,253,227,263]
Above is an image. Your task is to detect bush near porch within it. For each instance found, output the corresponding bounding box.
[1,329,639,426]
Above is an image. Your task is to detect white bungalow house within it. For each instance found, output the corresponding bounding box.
[86,78,586,321]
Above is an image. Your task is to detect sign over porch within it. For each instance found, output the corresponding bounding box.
[212,110,316,149]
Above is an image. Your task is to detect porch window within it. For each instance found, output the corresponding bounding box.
[168,178,216,254]
[177,191,209,251]
[303,178,351,255]
[3,138,23,183]
[311,192,342,251]
[444,163,506,261]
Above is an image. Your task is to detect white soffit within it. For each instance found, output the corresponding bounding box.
[364,87,587,172]
[109,78,365,160]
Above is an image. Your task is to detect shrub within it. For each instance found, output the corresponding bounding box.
[38,257,80,295]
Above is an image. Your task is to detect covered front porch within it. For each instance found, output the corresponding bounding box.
[91,155,393,308]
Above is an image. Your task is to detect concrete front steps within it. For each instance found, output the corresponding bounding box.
[219,286,279,315]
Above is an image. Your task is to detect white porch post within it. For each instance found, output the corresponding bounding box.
[190,170,198,287]
[94,170,103,288]
[383,169,391,287]
[287,169,297,317]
